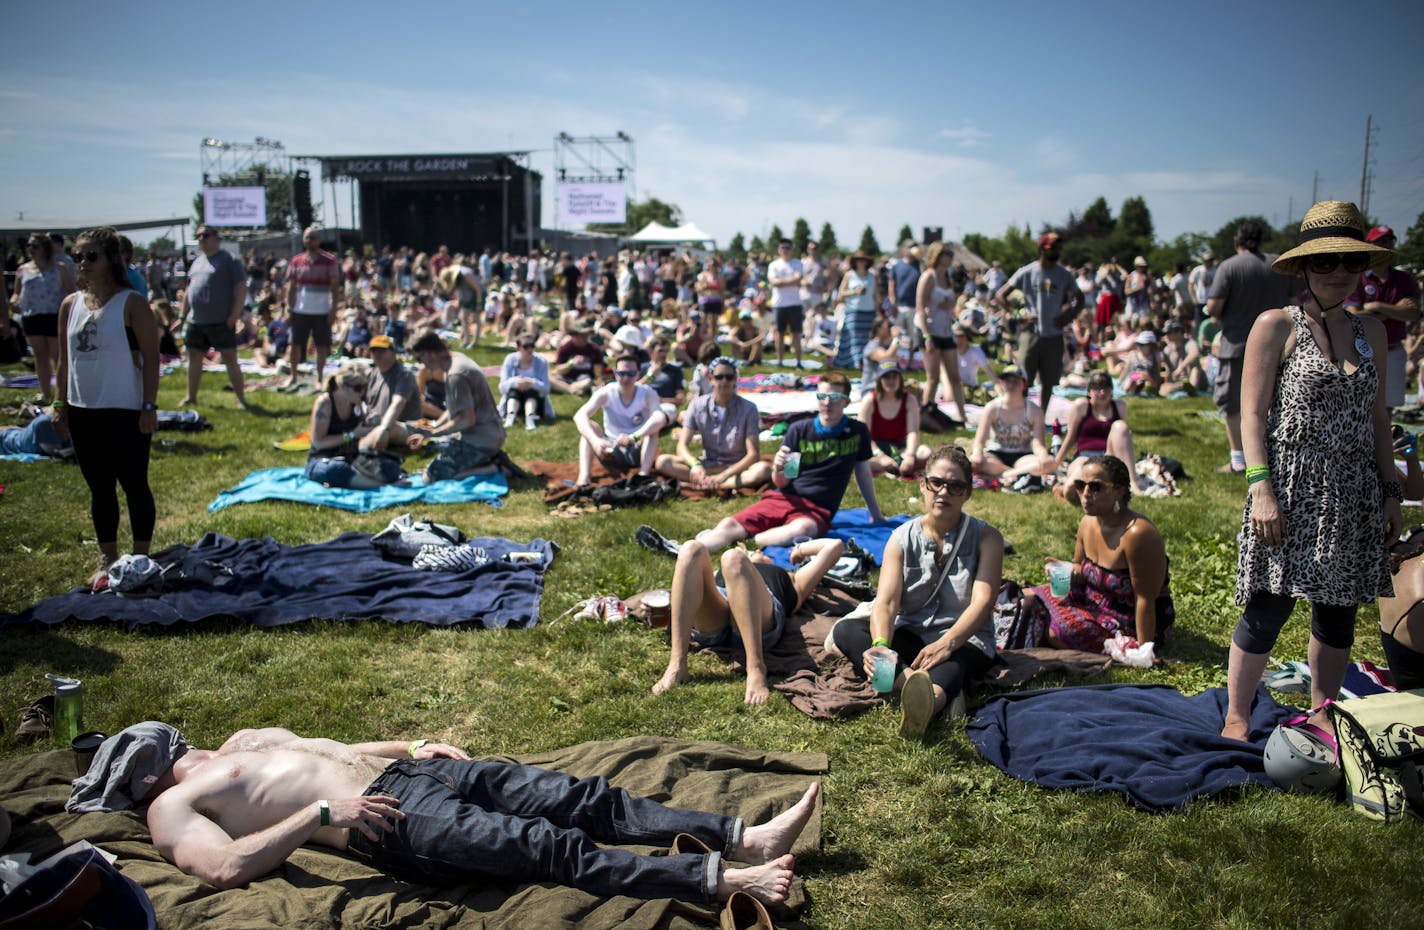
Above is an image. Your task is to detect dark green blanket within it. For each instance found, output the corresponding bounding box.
[0,736,826,929]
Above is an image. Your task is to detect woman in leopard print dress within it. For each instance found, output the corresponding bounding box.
[1221,201,1403,742]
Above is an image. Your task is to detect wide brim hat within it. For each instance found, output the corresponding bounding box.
[1273,201,1394,275]
[850,251,873,265]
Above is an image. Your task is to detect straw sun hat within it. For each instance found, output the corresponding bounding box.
[1272,201,1394,276]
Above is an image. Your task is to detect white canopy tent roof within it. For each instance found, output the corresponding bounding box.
[627,221,716,247]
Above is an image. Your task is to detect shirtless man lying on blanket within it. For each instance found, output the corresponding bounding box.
[66,723,816,907]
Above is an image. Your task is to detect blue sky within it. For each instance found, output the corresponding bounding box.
[3,0,1422,249]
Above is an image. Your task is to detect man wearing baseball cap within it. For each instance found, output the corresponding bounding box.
[1344,226,1420,412]
[357,334,422,453]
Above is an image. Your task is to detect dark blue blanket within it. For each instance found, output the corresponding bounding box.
[966,682,1300,812]
[2,532,552,630]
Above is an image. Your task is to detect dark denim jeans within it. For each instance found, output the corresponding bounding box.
[345,759,738,902]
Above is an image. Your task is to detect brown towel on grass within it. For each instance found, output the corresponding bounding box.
[673,586,1114,720]
[531,460,771,507]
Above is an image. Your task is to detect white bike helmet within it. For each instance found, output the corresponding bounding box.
[1263,722,1341,793]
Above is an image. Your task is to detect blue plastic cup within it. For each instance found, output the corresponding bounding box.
[783,452,802,479]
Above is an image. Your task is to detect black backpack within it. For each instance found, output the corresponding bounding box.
[590,474,680,508]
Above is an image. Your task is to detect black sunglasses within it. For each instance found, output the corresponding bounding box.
[1072,479,1118,494]
[76,250,101,264]
[1304,252,1371,275]
[923,475,970,496]
[711,373,736,381]
[614,369,639,378]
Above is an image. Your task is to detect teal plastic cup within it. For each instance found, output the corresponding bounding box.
[870,652,896,693]
[1047,560,1072,598]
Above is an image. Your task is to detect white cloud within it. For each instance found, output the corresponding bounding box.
[935,125,990,148]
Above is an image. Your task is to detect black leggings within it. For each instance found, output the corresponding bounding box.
[66,406,155,546]
[1232,591,1356,654]
[831,617,994,701]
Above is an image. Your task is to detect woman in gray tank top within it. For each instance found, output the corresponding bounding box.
[830,443,1004,739]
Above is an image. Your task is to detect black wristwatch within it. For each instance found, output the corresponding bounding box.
[141,401,158,412]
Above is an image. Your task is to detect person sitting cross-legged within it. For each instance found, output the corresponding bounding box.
[655,355,771,492]
[405,332,506,483]
[573,353,666,487]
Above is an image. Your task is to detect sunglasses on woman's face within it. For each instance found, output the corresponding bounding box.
[1072,479,1116,494]
[711,373,736,382]
[76,250,101,264]
[1304,252,1371,275]
[923,475,970,496]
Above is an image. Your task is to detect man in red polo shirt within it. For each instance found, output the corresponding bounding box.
[1345,226,1420,412]
[283,227,341,389]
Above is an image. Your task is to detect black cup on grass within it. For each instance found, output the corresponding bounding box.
[72,731,107,776]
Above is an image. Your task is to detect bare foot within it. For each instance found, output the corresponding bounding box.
[1220,717,1250,742]
[744,671,770,706]
[718,854,794,906]
[740,782,819,863]
[180,397,197,406]
[652,665,688,696]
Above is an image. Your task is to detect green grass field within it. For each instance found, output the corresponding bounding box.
[2,348,1421,929]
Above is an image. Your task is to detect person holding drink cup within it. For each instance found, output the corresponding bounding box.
[1022,455,1174,658]
[829,444,1003,739]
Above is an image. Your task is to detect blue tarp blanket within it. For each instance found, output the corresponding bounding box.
[966,682,1300,812]
[208,466,507,513]
[2,531,552,630]
[760,507,912,571]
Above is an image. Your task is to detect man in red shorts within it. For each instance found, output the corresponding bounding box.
[641,371,881,557]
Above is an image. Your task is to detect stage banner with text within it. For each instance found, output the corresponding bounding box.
[204,186,267,227]
[557,182,626,225]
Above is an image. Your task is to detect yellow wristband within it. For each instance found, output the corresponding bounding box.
[408,739,429,758]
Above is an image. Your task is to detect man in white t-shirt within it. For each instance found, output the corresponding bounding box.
[766,239,804,368]
[572,352,666,486]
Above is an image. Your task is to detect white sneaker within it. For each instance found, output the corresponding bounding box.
[503,412,516,428]
[525,416,538,432]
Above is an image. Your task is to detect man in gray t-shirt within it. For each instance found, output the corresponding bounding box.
[655,357,770,491]
[179,226,248,408]
[997,232,1082,416]
[1204,220,1296,472]
[407,333,506,483]
[358,334,421,453]
[652,356,768,489]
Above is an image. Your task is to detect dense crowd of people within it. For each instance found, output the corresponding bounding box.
[1,201,1420,910]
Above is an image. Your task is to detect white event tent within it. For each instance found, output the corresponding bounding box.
[626,221,716,248]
